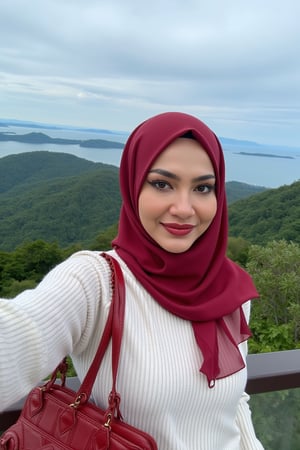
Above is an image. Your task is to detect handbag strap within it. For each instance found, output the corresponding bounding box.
[73,253,125,409]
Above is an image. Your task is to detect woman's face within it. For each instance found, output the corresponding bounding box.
[138,138,217,253]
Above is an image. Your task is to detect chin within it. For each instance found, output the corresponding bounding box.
[160,243,194,254]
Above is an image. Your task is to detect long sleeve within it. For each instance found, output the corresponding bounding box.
[234,301,264,449]
[0,251,110,412]
[236,391,264,449]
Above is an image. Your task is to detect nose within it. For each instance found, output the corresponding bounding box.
[169,192,195,218]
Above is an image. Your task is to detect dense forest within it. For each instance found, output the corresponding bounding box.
[0,152,121,250]
[0,151,266,251]
[228,180,300,244]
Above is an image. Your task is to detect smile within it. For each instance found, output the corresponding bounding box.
[161,223,195,236]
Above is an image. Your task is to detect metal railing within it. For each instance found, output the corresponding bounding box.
[246,349,300,394]
[1,349,300,431]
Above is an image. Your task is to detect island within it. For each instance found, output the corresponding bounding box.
[0,131,124,149]
[235,151,294,160]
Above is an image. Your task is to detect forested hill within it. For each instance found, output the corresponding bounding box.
[228,180,300,244]
[0,151,267,251]
[0,152,121,250]
[0,151,114,193]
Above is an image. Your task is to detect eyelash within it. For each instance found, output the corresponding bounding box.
[147,179,215,194]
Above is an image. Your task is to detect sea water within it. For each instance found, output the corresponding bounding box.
[0,126,299,189]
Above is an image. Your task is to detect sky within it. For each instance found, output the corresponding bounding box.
[0,0,300,147]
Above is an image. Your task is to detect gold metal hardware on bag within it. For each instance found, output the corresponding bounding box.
[104,413,112,429]
[69,394,84,409]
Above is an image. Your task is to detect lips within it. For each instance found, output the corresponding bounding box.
[162,222,195,236]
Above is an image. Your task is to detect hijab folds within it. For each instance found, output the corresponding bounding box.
[113,112,259,387]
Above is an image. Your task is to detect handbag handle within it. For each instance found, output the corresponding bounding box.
[73,253,125,412]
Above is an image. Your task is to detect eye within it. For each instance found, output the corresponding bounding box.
[195,184,215,194]
[147,180,172,191]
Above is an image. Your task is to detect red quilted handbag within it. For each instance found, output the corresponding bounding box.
[0,253,158,450]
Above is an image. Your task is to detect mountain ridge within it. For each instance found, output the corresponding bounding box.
[0,151,267,251]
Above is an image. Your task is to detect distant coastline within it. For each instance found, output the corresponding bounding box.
[235,151,295,160]
[0,118,127,136]
[0,131,124,149]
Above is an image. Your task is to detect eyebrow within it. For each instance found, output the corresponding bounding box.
[148,168,216,183]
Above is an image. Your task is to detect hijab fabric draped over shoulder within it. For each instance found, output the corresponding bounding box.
[113,112,258,386]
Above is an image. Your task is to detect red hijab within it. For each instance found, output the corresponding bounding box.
[113,112,258,387]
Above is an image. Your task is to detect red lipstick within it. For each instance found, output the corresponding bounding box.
[162,223,195,236]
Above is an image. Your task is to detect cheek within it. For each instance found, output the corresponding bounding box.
[138,191,154,224]
[201,197,218,222]
[212,198,218,218]
[138,189,166,229]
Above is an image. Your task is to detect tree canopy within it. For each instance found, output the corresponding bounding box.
[228,180,300,245]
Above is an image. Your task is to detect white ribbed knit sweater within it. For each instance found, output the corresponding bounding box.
[0,250,264,449]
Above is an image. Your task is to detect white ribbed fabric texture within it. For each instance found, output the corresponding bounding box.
[0,250,264,449]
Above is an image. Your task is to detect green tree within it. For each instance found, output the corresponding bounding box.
[227,236,251,267]
[0,251,11,281]
[3,240,63,283]
[1,279,37,298]
[90,223,118,250]
[228,180,300,245]
[246,240,300,352]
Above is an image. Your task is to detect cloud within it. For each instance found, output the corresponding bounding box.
[0,0,299,145]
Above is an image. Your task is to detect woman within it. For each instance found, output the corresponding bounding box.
[0,112,264,449]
